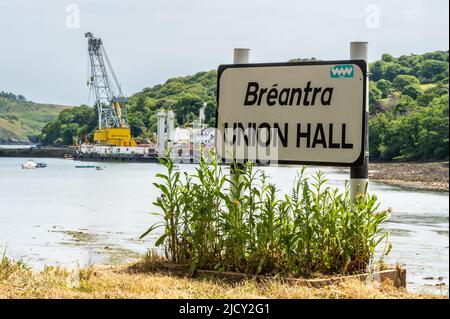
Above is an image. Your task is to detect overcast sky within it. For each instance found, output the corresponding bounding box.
[0,0,448,105]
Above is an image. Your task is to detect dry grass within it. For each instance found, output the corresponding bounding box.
[420,83,437,91]
[0,258,445,299]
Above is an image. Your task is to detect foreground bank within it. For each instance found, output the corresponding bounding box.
[0,258,444,299]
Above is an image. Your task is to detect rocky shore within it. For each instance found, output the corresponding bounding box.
[368,161,449,192]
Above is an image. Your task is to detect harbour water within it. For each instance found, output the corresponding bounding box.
[0,157,448,295]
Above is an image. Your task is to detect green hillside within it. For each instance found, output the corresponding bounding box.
[126,71,217,138]
[0,92,71,144]
[39,50,449,161]
[39,71,218,145]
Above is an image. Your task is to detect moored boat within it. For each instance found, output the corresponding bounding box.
[21,160,38,169]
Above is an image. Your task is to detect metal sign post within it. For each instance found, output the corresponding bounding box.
[350,42,369,202]
[234,48,250,64]
[230,48,250,199]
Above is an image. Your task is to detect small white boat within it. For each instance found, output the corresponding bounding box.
[95,165,106,170]
[21,160,38,169]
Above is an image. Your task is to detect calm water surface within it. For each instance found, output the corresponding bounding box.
[0,157,448,295]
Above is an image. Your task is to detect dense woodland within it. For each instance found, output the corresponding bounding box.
[37,50,449,161]
[368,51,448,160]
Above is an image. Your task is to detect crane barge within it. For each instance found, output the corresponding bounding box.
[85,31,134,147]
[74,32,159,162]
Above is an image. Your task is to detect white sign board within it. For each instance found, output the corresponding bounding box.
[215,61,367,167]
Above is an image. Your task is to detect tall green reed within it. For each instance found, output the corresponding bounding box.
[141,151,391,277]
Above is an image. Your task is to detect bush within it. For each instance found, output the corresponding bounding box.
[417,93,438,107]
[391,95,417,116]
[402,85,423,100]
[393,75,420,91]
[141,154,391,277]
[376,79,393,98]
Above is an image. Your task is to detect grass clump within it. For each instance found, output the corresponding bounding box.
[141,152,391,277]
[1,249,29,281]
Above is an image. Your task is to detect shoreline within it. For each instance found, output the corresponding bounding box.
[368,161,449,192]
[336,161,449,192]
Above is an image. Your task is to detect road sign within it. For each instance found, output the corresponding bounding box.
[216,60,367,167]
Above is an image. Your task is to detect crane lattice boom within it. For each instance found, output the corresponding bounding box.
[85,32,135,147]
[86,31,127,129]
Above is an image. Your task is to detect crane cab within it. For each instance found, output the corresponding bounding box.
[94,128,137,147]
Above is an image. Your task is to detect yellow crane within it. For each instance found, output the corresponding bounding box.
[85,32,136,147]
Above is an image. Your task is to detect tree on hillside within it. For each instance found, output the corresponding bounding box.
[423,51,449,62]
[397,54,424,69]
[414,60,449,83]
[391,95,417,116]
[0,91,26,101]
[393,75,420,91]
[376,79,393,98]
[370,61,386,82]
[369,82,382,113]
[173,93,204,125]
[403,85,423,100]
[39,105,96,145]
[381,53,394,62]
[383,63,410,82]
